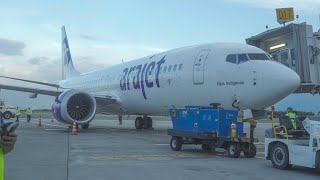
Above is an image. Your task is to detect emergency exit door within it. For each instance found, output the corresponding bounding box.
[193,50,210,85]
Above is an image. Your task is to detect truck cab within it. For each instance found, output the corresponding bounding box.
[0,99,16,119]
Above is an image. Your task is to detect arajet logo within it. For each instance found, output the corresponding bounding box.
[120,56,166,99]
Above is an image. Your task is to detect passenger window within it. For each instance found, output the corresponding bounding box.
[173,64,177,72]
[238,54,248,63]
[163,66,167,73]
[168,65,172,72]
[226,54,237,64]
[179,64,183,70]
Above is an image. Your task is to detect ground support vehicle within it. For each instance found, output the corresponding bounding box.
[0,99,16,119]
[168,105,258,158]
[265,111,320,169]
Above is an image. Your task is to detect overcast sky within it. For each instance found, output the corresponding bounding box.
[1,0,320,110]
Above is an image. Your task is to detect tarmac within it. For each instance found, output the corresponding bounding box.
[4,115,320,180]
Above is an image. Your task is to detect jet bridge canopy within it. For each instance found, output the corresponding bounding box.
[246,23,320,94]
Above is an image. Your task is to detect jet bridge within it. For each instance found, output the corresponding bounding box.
[246,23,320,94]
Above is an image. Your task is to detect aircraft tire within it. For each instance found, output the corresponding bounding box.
[135,117,143,129]
[146,117,152,128]
[81,124,89,129]
[201,144,212,151]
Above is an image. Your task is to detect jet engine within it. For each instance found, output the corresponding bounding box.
[52,90,96,125]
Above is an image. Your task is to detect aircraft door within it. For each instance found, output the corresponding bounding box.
[193,50,210,85]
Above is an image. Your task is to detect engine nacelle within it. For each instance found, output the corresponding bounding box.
[52,90,96,125]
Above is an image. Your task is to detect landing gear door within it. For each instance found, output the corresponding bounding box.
[193,50,210,85]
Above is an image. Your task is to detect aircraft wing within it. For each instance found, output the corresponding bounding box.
[0,75,60,88]
[0,83,119,105]
[0,84,62,96]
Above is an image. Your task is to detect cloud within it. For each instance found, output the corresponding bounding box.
[74,56,107,72]
[27,56,49,65]
[80,34,97,41]
[227,0,320,11]
[0,38,26,56]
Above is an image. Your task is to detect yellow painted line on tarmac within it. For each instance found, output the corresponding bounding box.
[92,153,205,161]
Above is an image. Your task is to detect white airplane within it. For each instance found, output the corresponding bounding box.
[0,26,300,129]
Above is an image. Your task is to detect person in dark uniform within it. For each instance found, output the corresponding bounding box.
[118,115,122,125]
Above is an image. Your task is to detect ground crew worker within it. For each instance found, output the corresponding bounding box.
[0,111,18,180]
[118,115,122,125]
[15,107,21,122]
[26,107,32,122]
[286,107,297,130]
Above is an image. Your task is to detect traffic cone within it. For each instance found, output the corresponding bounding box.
[38,115,42,127]
[71,121,77,135]
[51,116,55,122]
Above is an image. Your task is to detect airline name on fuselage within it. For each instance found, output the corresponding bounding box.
[217,81,245,86]
[120,56,166,99]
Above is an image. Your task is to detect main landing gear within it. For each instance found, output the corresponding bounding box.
[135,115,153,130]
[68,124,89,130]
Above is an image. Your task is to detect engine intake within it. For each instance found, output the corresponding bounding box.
[52,90,96,125]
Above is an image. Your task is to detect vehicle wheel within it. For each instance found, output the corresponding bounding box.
[244,144,256,158]
[81,124,89,129]
[170,137,182,151]
[2,112,12,119]
[228,143,241,158]
[146,117,152,128]
[135,117,143,129]
[202,144,211,151]
[271,143,292,170]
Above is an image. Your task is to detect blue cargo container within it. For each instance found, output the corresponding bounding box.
[169,106,243,138]
[168,106,258,158]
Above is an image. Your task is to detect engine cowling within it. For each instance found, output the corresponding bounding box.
[52,90,96,125]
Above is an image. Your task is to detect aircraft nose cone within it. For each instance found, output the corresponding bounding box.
[262,66,300,107]
[278,67,300,93]
[245,63,301,109]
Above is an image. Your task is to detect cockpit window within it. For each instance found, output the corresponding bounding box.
[226,53,270,64]
[226,54,237,64]
[238,54,248,63]
[247,53,270,60]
